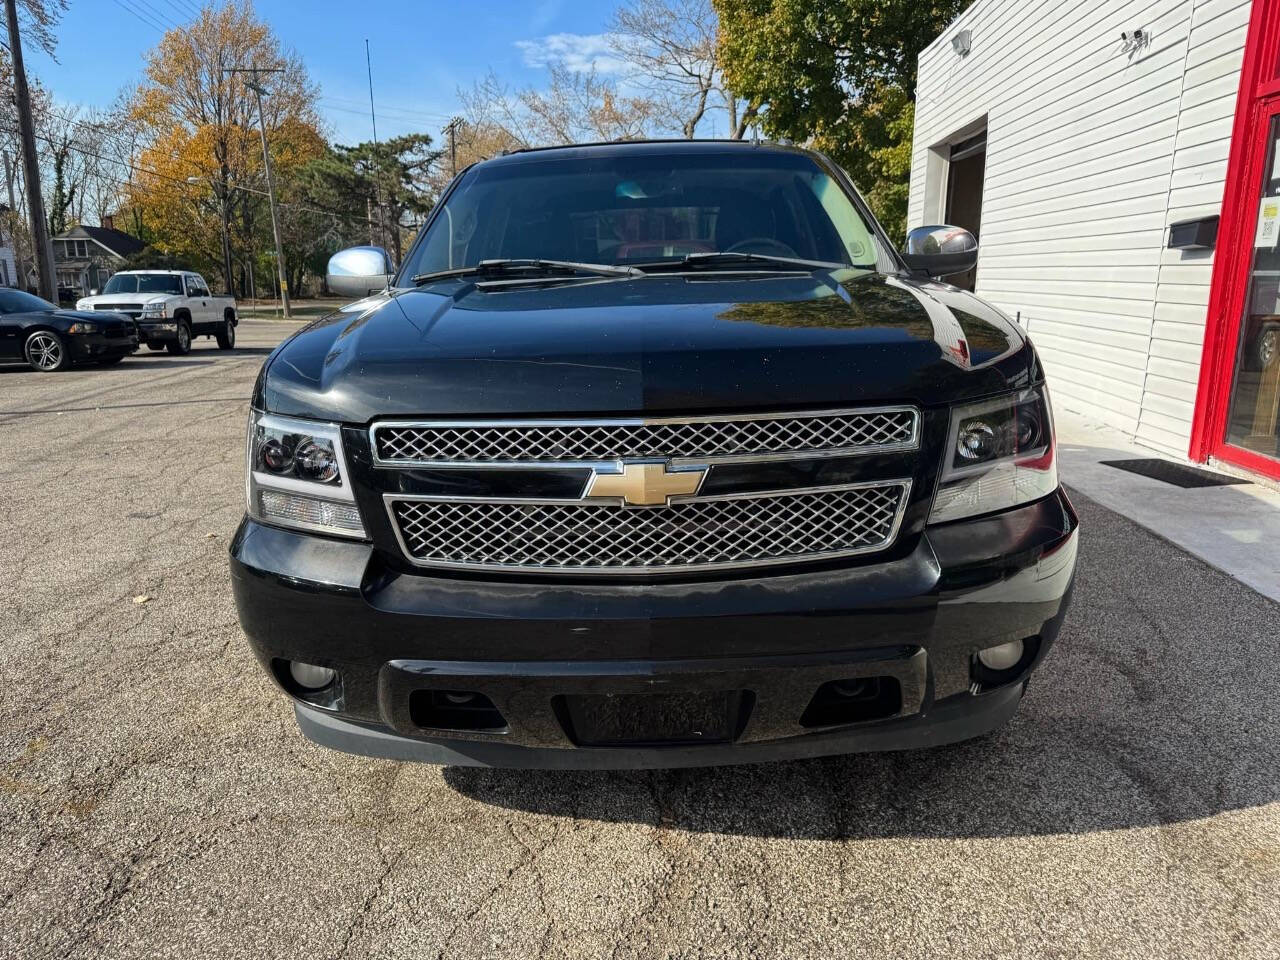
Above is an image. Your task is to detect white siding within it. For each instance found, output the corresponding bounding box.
[909,0,1251,455]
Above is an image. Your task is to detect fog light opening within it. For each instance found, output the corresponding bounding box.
[288,660,337,691]
[977,639,1024,671]
[970,635,1041,691]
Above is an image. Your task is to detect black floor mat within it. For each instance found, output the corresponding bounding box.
[1100,459,1251,488]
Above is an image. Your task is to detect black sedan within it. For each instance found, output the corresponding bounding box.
[0,288,138,371]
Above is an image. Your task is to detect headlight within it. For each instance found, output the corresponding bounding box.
[245,411,366,538]
[929,386,1058,524]
[66,321,100,334]
[142,302,167,317]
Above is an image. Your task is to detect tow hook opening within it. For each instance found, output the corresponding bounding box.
[410,690,508,733]
[800,676,902,728]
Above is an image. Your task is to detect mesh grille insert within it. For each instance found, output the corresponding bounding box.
[374,410,917,464]
[389,483,908,573]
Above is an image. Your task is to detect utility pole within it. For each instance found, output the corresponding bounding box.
[5,0,55,300]
[444,116,464,178]
[228,66,290,318]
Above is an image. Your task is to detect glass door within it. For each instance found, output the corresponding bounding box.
[1224,115,1280,462]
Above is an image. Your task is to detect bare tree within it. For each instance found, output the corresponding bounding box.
[519,64,654,144]
[610,0,754,139]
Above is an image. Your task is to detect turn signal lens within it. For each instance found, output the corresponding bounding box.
[66,322,100,334]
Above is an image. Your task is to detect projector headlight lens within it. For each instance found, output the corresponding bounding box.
[245,411,366,538]
[930,386,1058,524]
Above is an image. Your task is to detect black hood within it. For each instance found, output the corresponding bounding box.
[256,272,1038,423]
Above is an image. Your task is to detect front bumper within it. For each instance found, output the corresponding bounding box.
[68,331,138,359]
[136,321,178,343]
[230,488,1078,768]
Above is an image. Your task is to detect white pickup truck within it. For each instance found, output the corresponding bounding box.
[76,270,238,354]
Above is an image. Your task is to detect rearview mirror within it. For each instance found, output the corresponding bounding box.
[902,226,978,280]
[89,288,99,296]
[327,246,395,299]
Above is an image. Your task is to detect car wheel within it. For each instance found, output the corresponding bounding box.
[1260,328,1278,370]
[24,330,69,372]
[96,354,126,367]
[216,316,236,350]
[168,321,192,355]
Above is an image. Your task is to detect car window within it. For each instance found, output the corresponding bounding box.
[135,274,184,295]
[102,274,138,294]
[0,289,55,313]
[403,151,893,278]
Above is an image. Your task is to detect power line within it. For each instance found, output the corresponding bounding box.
[131,0,180,29]
[108,0,168,33]
[1,125,384,226]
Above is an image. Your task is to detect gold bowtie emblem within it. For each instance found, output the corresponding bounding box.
[585,461,706,506]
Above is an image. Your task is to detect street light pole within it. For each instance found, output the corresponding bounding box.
[4,0,55,300]
[228,66,291,318]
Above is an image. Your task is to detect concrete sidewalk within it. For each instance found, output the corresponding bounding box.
[1055,407,1280,604]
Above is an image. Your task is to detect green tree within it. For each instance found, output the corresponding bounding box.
[713,0,972,242]
[46,135,76,235]
[299,134,441,266]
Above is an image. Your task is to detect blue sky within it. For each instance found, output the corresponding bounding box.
[32,0,618,144]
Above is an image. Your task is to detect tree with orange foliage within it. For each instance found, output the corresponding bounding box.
[124,1,322,295]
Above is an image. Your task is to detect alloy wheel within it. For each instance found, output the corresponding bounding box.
[1261,329,1278,370]
[27,333,62,370]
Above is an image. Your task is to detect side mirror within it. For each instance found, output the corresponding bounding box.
[89,288,99,296]
[902,226,978,280]
[327,246,395,299]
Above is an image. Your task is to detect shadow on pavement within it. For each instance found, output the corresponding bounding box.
[444,491,1280,839]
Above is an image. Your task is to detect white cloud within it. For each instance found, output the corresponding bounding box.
[515,33,628,75]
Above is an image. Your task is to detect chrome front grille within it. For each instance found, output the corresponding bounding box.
[387,482,911,574]
[372,408,918,466]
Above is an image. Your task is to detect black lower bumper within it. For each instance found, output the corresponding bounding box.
[68,332,138,360]
[230,489,1078,768]
[294,680,1025,769]
[136,322,178,344]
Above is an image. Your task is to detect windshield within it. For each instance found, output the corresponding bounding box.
[103,273,184,295]
[401,151,894,281]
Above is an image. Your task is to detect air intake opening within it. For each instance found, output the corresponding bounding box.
[409,690,507,732]
[800,677,902,728]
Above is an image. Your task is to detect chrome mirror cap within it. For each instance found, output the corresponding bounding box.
[327,246,395,299]
[902,225,978,279]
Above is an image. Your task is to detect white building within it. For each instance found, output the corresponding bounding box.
[909,0,1280,484]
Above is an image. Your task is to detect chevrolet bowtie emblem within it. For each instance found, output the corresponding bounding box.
[585,461,706,506]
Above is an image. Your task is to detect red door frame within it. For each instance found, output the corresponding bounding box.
[1190,0,1280,479]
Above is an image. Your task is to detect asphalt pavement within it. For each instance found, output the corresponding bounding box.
[1,320,1278,959]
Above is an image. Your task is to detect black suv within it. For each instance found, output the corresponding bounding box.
[230,141,1077,769]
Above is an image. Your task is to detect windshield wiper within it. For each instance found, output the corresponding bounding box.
[637,251,851,273]
[412,258,644,286]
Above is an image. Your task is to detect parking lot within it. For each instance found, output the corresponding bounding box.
[1,318,1278,959]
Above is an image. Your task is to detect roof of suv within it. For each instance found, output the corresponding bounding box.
[479,138,812,168]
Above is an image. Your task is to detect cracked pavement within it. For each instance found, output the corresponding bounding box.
[2,319,1279,958]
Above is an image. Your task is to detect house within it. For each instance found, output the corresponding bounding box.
[908,0,1280,485]
[50,216,145,297]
